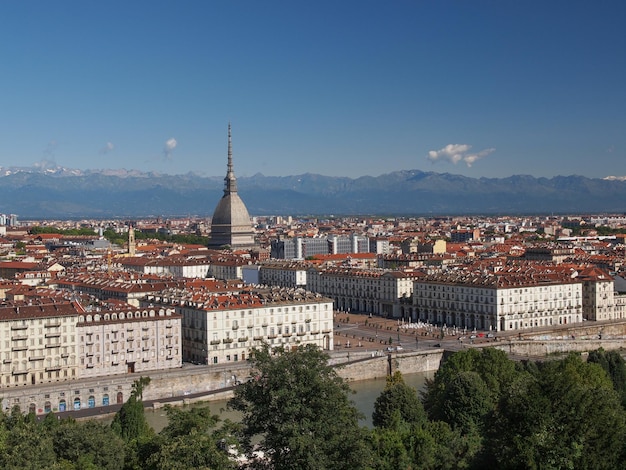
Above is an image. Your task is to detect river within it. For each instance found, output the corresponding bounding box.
[142,370,434,431]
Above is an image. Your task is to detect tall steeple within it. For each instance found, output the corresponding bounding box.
[128,224,136,256]
[207,123,256,250]
[224,122,237,194]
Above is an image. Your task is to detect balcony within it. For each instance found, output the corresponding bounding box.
[44,322,61,328]
[209,340,220,345]
[11,324,28,331]
[223,338,234,344]
[11,335,28,341]
[253,336,263,341]
[12,346,28,352]
[238,337,248,342]
[44,366,61,372]
[86,364,94,369]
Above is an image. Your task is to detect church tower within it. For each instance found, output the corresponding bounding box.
[207,124,256,249]
[128,224,136,256]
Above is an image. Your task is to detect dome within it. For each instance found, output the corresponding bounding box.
[211,193,251,227]
[207,124,256,249]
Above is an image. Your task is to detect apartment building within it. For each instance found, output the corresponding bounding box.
[412,267,583,332]
[258,261,310,289]
[53,272,184,307]
[119,256,211,278]
[208,255,247,280]
[144,286,334,365]
[0,301,81,390]
[578,267,618,321]
[270,234,369,260]
[77,307,182,379]
[306,266,423,318]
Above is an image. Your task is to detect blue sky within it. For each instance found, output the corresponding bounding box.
[1,1,624,179]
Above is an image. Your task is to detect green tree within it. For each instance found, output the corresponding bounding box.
[52,420,125,469]
[485,354,626,469]
[131,376,151,401]
[368,427,412,470]
[0,407,57,470]
[146,405,240,469]
[410,420,478,470]
[111,379,153,442]
[587,348,626,407]
[422,348,517,422]
[372,371,426,429]
[229,344,373,470]
[438,371,493,435]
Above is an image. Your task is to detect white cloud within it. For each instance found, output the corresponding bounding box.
[100,142,114,154]
[163,138,177,159]
[427,144,495,167]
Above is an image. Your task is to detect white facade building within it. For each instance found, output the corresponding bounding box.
[144,286,334,365]
[258,261,309,289]
[77,307,182,379]
[306,266,423,318]
[413,268,583,332]
[578,267,618,321]
[0,301,80,391]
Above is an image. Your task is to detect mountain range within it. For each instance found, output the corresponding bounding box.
[0,166,625,219]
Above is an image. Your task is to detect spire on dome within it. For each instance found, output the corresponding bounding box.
[224,122,237,194]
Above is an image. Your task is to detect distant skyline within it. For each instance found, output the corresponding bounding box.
[1,1,624,179]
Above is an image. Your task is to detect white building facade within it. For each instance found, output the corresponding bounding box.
[76,307,182,379]
[144,287,334,365]
[413,270,583,332]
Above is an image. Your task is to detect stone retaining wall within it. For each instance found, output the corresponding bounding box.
[492,339,626,357]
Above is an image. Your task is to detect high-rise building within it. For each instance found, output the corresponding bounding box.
[207,124,256,250]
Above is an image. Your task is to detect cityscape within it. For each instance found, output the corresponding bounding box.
[1,1,625,468]
[1,131,626,415]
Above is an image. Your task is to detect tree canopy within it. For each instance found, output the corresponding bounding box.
[229,344,373,470]
[2,347,626,469]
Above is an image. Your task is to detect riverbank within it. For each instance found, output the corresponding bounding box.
[45,348,444,422]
